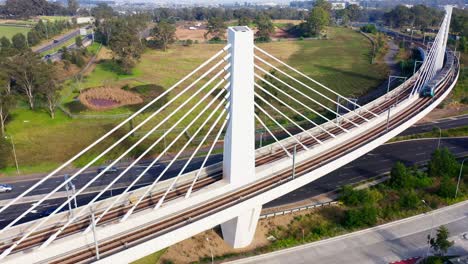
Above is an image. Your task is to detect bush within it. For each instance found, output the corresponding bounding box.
[428,148,459,178]
[399,190,420,209]
[389,162,410,188]
[360,24,377,34]
[339,186,380,206]
[438,176,457,198]
[344,206,378,228]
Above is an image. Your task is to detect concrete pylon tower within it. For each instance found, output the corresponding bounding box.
[223,26,256,186]
[221,26,260,249]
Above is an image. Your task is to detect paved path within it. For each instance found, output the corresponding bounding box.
[227,201,468,264]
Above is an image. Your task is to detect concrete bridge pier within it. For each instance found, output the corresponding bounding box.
[221,205,262,248]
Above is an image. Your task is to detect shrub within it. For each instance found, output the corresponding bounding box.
[399,190,420,209]
[360,24,377,34]
[428,148,459,178]
[438,176,456,198]
[389,162,410,188]
[344,206,378,228]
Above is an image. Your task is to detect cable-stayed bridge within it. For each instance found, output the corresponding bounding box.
[0,6,459,263]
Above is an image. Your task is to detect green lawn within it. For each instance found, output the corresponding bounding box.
[1,27,389,176]
[0,25,30,40]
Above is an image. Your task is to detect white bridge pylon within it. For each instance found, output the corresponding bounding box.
[0,6,457,262]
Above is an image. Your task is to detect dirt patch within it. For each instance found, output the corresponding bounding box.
[79,87,143,111]
[160,210,315,264]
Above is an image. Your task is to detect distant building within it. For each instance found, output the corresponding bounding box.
[331,2,345,10]
[76,16,95,25]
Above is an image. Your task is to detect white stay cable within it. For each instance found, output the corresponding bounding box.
[41,85,229,248]
[154,105,228,209]
[120,96,230,222]
[185,114,229,199]
[412,18,445,95]
[255,63,362,128]
[85,82,230,232]
[255,83,337,138]
[254,91,323,145]
[7,76,229,256]
[254,114,292,158]
[255,70,347,134]
[255,55,370,123]
[255,102,308,150]
[0,56,231,242]
[0,45,230,219]
[254,45,378,118]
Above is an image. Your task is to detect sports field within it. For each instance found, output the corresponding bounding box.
[0,25,30,40]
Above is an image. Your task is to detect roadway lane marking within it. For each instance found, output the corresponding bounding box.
[415,153,425,156]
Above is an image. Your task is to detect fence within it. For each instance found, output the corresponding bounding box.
[259,201,338,219]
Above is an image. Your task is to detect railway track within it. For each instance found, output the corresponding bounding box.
[49,57,457,264]
[0,67,420,257]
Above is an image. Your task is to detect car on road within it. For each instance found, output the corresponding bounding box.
[53,39,59,43]
[0,184,13,193]
[97,166,119,174]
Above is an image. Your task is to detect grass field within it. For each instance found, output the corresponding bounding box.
[0,25,30,40]
[1,27,389,176]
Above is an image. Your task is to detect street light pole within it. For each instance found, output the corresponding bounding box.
[4,135,19,176]
[259,131,264,148]
[455,158,467,198]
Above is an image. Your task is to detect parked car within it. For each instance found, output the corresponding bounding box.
[97,166,119,174]
[53,39,59,43]
[0,184,13,193]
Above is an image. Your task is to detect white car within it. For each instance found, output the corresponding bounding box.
[0,184,12,193]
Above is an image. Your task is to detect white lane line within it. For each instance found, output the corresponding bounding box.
[415,153,425,156]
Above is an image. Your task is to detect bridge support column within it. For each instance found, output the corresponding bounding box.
[223,26,255,186]
[221,205,261,248]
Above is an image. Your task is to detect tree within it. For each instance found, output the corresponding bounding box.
[91,3,114,20]
[7,52,43,109]
[0,37,11,49]
[313,0,332,13]
[389,162,410,188]
[108,19,144,74]
[75,36,82,48]
[428,148,459,178]
[151,21,176,51]
[307,7,329,36]
[0,67,14,136]
[344,205,378,228]
[67,0,79,15]
[345,4,362,22]
[11,33,27,51]
[428,226,454,256]
[38,66,61,119]
[438,176,457,198]
[399,190,419,209]
[0,137,10,169]
[238,16,251,26]
[27,31,40,46]
[204,17,226,41]
[255,14,274,42]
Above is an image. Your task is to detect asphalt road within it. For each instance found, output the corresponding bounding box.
[398,114,468,136]
[228,200,468,264]
[35,29,81,54]
[0,116,466,227]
